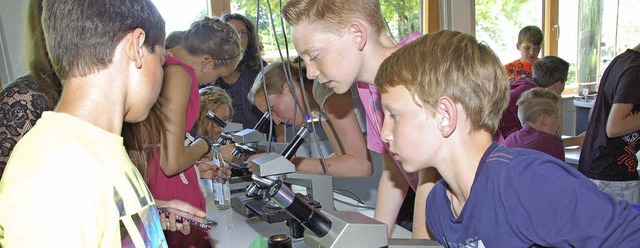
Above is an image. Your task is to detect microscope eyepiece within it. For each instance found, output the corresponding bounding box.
[253,112,271,132]
[205,110,227,128]
[280,126,311,160]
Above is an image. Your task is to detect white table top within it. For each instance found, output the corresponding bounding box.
[204,183,411,248]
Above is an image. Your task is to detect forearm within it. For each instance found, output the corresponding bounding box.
[374,153,409,237]
[607,115,640,138]
[292,154,373,178]
[160,138,208,176]
[606,103,640,138]
[412,168,441,239]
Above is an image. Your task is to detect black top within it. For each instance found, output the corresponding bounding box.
[0,75,59,178]
[202,69,266,133]
[579,49,640,181]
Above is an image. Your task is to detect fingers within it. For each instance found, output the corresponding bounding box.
[180,220,191,235]
[168,213,178,232]
[160,214,169,230]
[159,200,207,218]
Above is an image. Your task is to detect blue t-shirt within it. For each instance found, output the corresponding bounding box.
[427,143,640,247]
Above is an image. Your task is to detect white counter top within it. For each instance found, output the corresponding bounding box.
[204,182,412,248]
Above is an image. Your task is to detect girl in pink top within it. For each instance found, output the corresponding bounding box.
[147,17,242,248]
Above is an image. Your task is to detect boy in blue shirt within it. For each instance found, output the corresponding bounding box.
[375,30,640,247]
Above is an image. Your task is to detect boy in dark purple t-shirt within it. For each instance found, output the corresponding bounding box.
[375,30,640,247]
[498,56,569,140]
[505,88,565,160]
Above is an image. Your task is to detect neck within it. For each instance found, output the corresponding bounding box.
[359,32,398,84]
[633,43,640,52]
[440,131,494,209]
[222,70,241,84]
[54,71,125,135]
[168,46,200,71]
[303,84,320,112]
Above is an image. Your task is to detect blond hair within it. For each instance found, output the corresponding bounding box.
[375,30,509,133]
[517,88,560,125]
[248,60,313,104]
[282,0,386,35]
[194,86,234,138]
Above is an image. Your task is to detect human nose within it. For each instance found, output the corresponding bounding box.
[306,63,320,81]
[380,117,392,144]
[271,114,284,125]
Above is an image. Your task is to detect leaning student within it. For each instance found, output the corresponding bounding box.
[0,0,204,246]
[248,61,372,177]
[376,30,640,247]
[282,0,437,237]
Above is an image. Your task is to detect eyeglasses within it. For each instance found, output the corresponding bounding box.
[237,30,248,38]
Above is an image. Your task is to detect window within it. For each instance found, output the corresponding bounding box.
[475,0,543,66]
[151,0,209,35]
[230,0,421,61]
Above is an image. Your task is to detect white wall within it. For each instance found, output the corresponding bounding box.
[0,0,29,87]
[440,0,475,35]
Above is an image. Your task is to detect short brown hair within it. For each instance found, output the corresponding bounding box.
[532,56,569,87]
[249,60,313,104]
[43,0,165,80]
[282,0,386,35]
[518,25,543,46]
[375,30,509,133]
[517,87,560,124]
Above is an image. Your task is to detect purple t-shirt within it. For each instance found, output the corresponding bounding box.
[504,124,565,161]
[355,31,423,191]
[427,143,640,247]
[497,77,536,141]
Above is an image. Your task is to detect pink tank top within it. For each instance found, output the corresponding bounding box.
[148,55,205,212]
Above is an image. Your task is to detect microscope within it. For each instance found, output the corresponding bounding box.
[231,125,334,225]
[253,175,443,247]
[204,110,243,145]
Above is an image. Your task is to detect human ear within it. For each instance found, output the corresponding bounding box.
[436,97,457,138]
[347,20,367,51]
[130,28,146,69]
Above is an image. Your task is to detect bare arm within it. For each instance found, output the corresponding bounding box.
[412,168,441,239]
[606,103,640,138]
[159,65,208,176]
[374,152,409,237]
[292,90,372,177]
[562,132,586,147]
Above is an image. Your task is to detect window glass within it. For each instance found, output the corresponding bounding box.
[231,0,421,61]
[557,0,579,91]
[151,0,208,35]
[475,0,543,67]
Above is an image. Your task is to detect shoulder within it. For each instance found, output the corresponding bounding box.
[1,75,40,98]
[312,81,335,109]
[504,59,521,67]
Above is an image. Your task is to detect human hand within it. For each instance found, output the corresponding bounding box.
[246,153,268,173]
[156,199,207,235]
[220,143,237,162]
[196,158,232,182]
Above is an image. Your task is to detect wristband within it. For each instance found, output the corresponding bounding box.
[198,136,213,155]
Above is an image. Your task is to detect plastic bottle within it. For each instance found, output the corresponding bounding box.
[212,143,231,210]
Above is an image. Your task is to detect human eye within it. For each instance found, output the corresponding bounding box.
[309,53,319,61]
